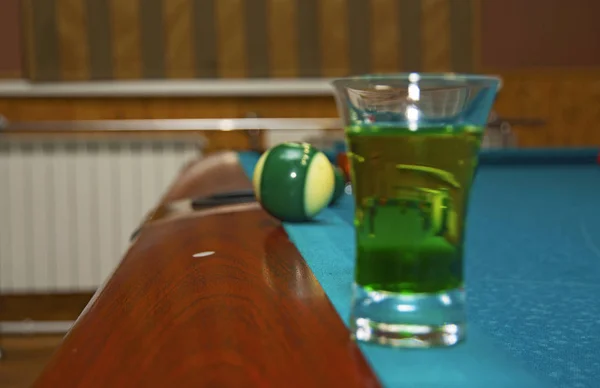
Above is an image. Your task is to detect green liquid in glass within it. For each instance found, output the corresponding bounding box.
[346,124,483,294]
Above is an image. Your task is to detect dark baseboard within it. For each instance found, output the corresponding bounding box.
[0,293,95,321]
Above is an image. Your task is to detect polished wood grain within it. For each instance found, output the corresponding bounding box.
[33,152,381,387]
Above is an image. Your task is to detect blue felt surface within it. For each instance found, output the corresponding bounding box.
[237,150,600,388]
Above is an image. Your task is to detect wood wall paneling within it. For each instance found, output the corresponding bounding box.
[22,0,475,81]
[244,0,270,78]
[266,0,298,77]
[0,97,339,121]
[109,0,142,79]
[0,0,24,78]
[215,0,247,78]
[346,0,371,75]
[2,91,600,147]
[56,0,90,80]
[489,75,600,147]
[476,0,600,147]
[18,0,600,76]
[369,0,400,74]
[0,96,338,152]
[420,0,451,72]
[192,0,219,78]
[86,0,113,79]
[480,0,600,70]
[319,0,350,77]
[139,0,168,79]
[7,0,600,147]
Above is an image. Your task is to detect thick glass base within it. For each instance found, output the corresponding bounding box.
[350,285,466,348]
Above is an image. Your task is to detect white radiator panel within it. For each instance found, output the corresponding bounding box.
[0,139,199,293]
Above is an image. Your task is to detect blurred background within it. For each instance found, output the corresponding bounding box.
[1,0,599,386]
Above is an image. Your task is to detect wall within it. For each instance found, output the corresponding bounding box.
[22,0,473,81]
[480,0,600,69]
[478,0,600,146]
[0,0,23,78]
[1,0,599,147]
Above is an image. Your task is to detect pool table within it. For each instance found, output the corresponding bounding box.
[33,148,600,388]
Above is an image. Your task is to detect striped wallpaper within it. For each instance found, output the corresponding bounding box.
[24,0,475,82]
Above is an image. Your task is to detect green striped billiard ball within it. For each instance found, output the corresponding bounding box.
[329,166,346,205]
[253,142,335,222]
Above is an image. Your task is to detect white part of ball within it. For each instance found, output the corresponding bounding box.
[303,152,335,218]
[252,150,269,202]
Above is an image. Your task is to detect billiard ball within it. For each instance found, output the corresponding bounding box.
[336,152,351,182]
[253,142,335,222]
[329,166,346,205]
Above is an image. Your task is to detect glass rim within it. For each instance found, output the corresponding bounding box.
[331,72,502,88]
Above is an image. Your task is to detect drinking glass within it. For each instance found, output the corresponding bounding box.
[331,73,501,348]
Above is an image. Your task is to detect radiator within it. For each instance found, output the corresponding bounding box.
[0,138,200,293]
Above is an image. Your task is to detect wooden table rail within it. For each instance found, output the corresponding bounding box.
[32,151,380,388]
